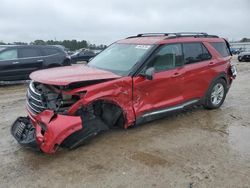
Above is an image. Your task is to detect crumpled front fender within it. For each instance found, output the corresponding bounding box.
[33,110,82,153]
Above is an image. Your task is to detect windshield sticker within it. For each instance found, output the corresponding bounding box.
[135,45,151,50]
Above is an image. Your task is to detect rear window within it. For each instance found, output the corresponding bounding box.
[43,48,61,56]
[183,43,212,64]
[210,42,230,57]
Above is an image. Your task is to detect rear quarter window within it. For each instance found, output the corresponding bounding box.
[210,42,230,57]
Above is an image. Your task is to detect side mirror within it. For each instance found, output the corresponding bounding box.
[140,67,155,80]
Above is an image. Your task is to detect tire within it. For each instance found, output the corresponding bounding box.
[63,59,71,66]
[204,78,227,109]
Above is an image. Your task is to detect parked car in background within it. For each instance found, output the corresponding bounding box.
[0,45,71,81]
[238,51,250,62]
[230,47,240,55]
[70,49,96,63]
[11,32,237,154]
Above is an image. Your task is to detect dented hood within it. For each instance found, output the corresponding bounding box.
[30,65,121,86]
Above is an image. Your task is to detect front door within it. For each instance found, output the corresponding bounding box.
[0,48,20,81]
[133,43,184,119]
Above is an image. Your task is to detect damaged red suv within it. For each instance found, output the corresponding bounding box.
[11,33,237,154]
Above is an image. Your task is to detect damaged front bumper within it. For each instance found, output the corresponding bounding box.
[11,117,39,150]
[11,110,83,154]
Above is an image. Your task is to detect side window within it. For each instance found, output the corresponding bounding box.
[183,43,211,64]
[84,51,95,55]
[19,48,41,58]
[0,49,18,60]
[210,42,230,57]
[43,48,60,56]
[148,44,183,72]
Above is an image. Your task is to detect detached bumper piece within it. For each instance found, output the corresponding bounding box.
[11,110,110,154]
[11,117,39,150]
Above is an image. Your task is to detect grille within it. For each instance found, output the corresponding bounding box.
[26,81,46,115]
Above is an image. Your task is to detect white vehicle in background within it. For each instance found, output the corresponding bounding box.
[238,51,250,62]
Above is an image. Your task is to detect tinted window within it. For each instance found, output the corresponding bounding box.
[19,48,41,58]
[210,42,230,57]
[84,51,95,55]
[0,49,18,60]
[183,43,211,64]
[148,44,183,72]
[43,48,60,55]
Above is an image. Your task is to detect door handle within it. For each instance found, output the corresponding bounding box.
[172,72,181,78]
[37,59,43,62]
[12,61,19,64]
[208,61,215,66]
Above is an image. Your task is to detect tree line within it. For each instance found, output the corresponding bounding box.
[239,38,250,42]
[0,39,107,51]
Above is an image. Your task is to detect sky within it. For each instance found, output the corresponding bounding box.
[0,0,250,45]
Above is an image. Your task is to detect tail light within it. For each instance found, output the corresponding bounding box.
[230,65,237,78]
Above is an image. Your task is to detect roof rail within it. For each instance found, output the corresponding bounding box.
[127,32,219,39]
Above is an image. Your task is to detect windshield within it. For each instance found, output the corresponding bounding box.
[88,43,152,76]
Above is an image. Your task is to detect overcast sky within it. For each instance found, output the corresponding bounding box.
[0,0,249,45]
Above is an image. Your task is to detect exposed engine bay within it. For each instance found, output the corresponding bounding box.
[27,81,80,115]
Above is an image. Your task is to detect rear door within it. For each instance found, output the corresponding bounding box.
[0,48,20,81]
[133,43,185,118]
[181,42,214,101]
[17,47,43,78]
[41,47,64,67]
[83,51,95,61]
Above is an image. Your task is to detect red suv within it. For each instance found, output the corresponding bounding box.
[11,33,237,154]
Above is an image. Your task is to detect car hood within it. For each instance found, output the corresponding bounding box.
[30,65,121,86]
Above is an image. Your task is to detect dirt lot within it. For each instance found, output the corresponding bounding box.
[0,58,250,188]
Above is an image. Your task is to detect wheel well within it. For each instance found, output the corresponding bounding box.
[90,100,125,129]
[213,73,228,85]
[219,76,227,85]
[205,73,228,99]
[60,100,125,149]
[63,58,71,65]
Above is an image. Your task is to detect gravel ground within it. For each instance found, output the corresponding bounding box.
[0,58,250,188]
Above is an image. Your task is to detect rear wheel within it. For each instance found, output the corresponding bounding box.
[204,79,227,109]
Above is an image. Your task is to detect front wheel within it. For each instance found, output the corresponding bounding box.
[204,79,227,109]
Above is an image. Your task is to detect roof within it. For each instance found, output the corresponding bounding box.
[0,44,63,50]
[117,36,167,45]
[117,33,225,45]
